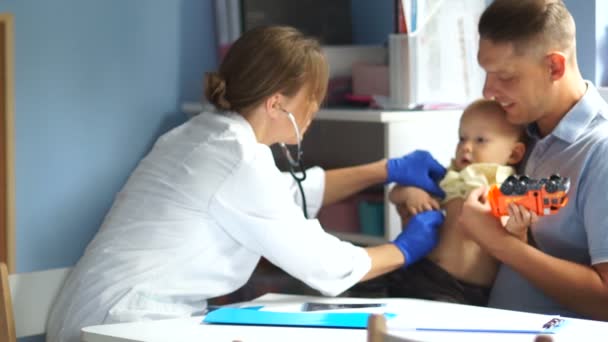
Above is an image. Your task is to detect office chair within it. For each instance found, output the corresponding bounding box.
[367,314,422,342]
[0,262,70,342]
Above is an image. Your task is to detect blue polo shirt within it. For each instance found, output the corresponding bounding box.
[488,82,608,318]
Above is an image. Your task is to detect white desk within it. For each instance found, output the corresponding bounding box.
[81,293,608,342]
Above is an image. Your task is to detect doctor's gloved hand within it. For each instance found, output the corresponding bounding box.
[392,210,444,267]
[386,150,446,198]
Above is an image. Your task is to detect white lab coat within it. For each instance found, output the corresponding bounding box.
[46,109,371,342]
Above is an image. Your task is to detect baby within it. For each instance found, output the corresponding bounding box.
[387,99,536,306]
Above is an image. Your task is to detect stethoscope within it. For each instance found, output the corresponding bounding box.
[279,109,309,219]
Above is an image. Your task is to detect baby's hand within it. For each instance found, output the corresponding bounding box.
[504,203,539,241]
[389,186,441,221]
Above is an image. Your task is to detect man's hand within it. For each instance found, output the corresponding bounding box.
[386,150,446,198]
[458,186,505,245]
[393,210,444,267]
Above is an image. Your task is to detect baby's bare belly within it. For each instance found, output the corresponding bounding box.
[427,199,498,287]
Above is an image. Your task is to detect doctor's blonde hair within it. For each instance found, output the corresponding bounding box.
[205,26,328,114]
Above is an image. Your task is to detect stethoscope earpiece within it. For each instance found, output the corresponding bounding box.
[278,109,303,168]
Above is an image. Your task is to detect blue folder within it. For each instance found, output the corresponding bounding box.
[203,307,396,329]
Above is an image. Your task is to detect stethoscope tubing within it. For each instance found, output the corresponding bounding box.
[279,110,308,218]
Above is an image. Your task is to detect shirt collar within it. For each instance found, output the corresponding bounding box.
[531,81,606,144]
[210,108,258,143]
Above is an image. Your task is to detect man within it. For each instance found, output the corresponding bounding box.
[458,0,608,320]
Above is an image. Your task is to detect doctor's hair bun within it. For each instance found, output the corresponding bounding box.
[204,72,231,110]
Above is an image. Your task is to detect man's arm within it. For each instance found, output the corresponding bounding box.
[488,230,608,320]
[459,187,608,321]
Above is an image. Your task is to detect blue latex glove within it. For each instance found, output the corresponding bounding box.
[386,150,446,198]
[393,210,444,267]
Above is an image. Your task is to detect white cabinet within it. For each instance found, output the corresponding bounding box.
[303,108,462,243]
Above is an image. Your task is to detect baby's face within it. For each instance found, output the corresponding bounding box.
[454,108,523,171]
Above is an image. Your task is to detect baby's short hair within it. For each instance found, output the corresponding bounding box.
[463,99,528,143]
[463,98,505,116]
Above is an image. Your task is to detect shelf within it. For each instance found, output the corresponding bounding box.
[315,108,461,123]
[327,231,387,246]
[181,102,462,123]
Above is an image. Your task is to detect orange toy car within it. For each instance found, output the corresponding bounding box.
[488,174,570,217]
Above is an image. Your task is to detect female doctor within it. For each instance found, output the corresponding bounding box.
[47,26,446,342]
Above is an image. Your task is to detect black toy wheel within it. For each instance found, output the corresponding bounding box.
[501,180,514,195]
[514,176,529,195]
[545,180,558,193]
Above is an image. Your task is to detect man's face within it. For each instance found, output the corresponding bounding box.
[478,39,551,125]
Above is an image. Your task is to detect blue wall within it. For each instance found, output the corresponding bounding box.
[564,0,596,83]
[0,0,217,272]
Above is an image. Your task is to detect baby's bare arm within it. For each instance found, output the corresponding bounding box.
[389,185,440,214]
[504,203,538,242]
[389,185,441,226]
